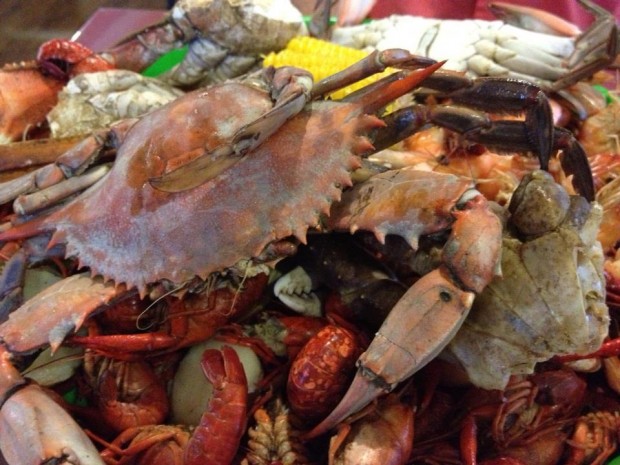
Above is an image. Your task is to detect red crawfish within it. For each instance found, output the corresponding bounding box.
[100,345,247,465]
[287,323,364,423]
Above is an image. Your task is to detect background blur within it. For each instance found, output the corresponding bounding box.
[0,0,320,64]
[0,1,164,63]
[0,0,617,64]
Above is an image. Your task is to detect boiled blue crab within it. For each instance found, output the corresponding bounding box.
[46,69,185,138]
[332,0,617,89]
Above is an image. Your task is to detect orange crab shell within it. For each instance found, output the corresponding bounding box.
[16,80,384,293]
[0,63,63,143]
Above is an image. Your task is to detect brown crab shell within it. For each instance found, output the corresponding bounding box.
[35,82,382,293]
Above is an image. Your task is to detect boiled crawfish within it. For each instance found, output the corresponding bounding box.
[98,345,247,465]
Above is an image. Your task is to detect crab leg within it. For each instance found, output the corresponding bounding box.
[0,120,135,209]
[312,49,436,97]
[489,2,582,36]
[14,164,110,215]
[373,105,594,201]
[0,250,27,323]
[0,137,84,172]
[550,0,618,91]
[232,50,434,156]
[0,273,127,355]
[306,179,502,438]
[420,74,553,169]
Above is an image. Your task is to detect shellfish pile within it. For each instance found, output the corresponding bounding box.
[0,1,619,464]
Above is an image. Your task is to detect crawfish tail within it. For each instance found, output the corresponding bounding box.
[184,346,248,465]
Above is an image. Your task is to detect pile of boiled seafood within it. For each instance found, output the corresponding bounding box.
[1,0,620,463]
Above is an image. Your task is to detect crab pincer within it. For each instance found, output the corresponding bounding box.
[305,170,503,438]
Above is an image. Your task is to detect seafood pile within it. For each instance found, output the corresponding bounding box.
[0,0,619,464]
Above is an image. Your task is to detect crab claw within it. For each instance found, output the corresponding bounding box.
[304,268,477,439]
[304,368,386,439]
[306,186,502,439]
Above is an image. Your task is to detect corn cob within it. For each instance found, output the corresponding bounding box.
[263,36,394,100]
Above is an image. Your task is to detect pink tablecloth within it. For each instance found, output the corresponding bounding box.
[74,8,167,52]
[368,0,619,29]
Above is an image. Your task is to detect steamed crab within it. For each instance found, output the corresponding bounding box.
[101,0,307,87]
[330,0,618,118]
[0,48,604,462]
[46,69,185,139]
[446,170,609,390]
[273,170,609,392]
[273,169,609,438]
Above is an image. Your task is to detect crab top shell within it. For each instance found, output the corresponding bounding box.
[328,168,475,249]
[40,81,383,294]
[446,171,609,389]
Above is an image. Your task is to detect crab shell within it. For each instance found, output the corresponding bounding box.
[47,70,185,138]
[27,82,383,293]
[445,171,609,389]
[174,0,307,55]
[0,63,63,144]
[127,0,307,86]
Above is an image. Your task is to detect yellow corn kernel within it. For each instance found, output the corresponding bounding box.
[263,36,394,100]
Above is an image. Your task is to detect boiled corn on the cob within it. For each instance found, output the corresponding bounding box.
[263,36,395,100]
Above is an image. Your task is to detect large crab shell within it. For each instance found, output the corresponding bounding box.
[36,82,381,293]
[446,187,609,390]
